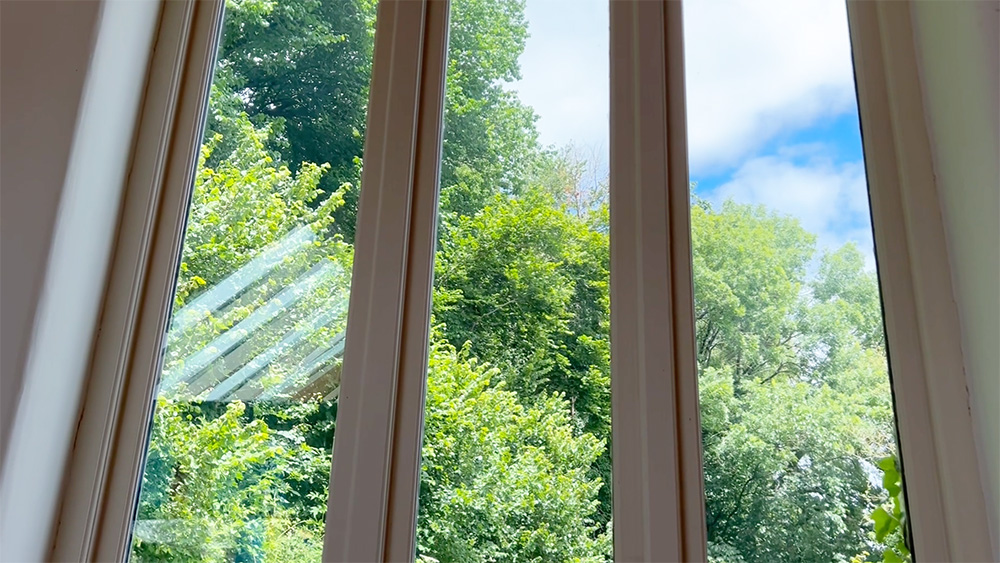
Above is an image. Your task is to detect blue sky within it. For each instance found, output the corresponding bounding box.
[509,0,875,267]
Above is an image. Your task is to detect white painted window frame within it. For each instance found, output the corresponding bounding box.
[320,1,449,560]
[44,0,994,562]
[608,1,706,560]
[847,3,995,561]
[49,2,227,560]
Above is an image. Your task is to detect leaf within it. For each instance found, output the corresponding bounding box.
[872,507,893,542]
[877,455,896,472]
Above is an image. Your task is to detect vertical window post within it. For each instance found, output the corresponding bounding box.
[321,1,449,560]
[848,2,995,560]
[609,1,706,560]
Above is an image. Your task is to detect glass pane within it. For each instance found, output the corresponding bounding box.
[683,2,909,562]
[129,2,376,561]
[415,0,612,561]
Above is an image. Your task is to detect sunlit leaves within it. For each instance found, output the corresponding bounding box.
[416,338,611,563]
[871,455,911,563]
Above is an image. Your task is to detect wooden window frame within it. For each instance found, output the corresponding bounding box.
[44,0,994,561]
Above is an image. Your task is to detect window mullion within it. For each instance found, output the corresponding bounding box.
[609,1,706,560]
[321,1,448,560]
[382,0,450,559]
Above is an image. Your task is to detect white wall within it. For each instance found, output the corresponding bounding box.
[0,0,103,468]
[0,1,161,560]
[912,0,1000,554]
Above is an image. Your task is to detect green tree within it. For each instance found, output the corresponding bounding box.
[434,191,610,435]
[416,337,610,563]
[691,200,815,390]
[208,0,374,240]
[132,398,325,563]
[174,115,349,310]
[211,0,544,238]
[438,0,543,220]
[133,110,347,562]
[700,371,883,562]
[692,200,898,563]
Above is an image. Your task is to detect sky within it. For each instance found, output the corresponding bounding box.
[509,0,876,267]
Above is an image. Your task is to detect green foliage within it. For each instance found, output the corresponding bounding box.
[691,201,815,389]
[133,98,345,562]
[434,191,610,434]
[701,371,882,562]
[175,113,349,310]
[210,0,373,240]
[439,0,544,219]
[416,337,611,563]
[693,200,900,563]
[432,190,613,523]
[871,455,911,563]
[132,398,324,563]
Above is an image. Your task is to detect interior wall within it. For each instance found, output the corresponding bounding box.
[0,0,103,469]
[0,1,161,561]
[911,0,1000,555]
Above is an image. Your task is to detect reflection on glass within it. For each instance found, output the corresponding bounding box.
[129,0,375,560]
[415,0,612,561]
[683,2,909,562]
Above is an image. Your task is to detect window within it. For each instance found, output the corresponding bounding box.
[683,3,906,561]
[415,1,612,559]
[47,1,994,562]
[130,2,377,559]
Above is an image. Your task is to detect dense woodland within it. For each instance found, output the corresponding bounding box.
[131,1,907,562]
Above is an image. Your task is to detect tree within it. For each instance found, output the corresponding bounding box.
[207,0,374,241]
[210,0,545,238]
[432,190,613,523]
[434,191,610,435]
[174,115,349,310]
[691,200,815,390]
[700,371,883,562]
[692,200,897,563]
[132,398,326,563]
[438,0,544,220]
[133,110,347,562]
[416,337,610,563]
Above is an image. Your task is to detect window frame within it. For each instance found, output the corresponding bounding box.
[608,1,705,560]
[320,1,448,560]
[846,2,994,560]
[50,2,226,561]
[46,0,994,561]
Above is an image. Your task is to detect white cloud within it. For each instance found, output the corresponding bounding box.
[512,0,610,153]
[708,147,876,266]
[512,0,856,177]
[683,0,857,173]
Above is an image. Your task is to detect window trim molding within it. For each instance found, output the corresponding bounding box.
[609,1,707,560]
[847,2,995,561]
